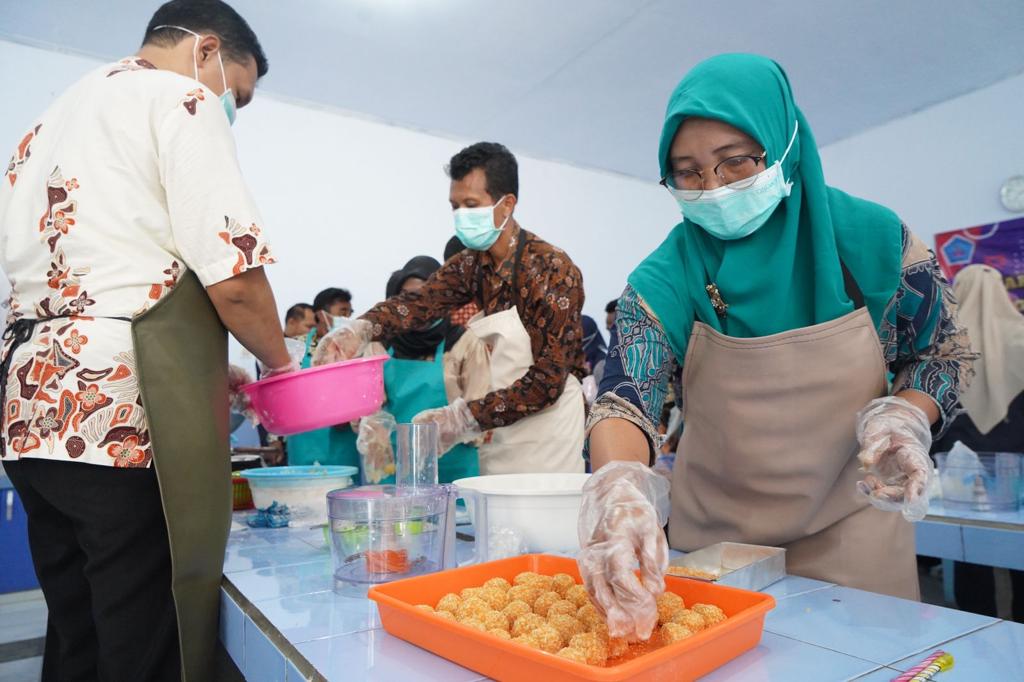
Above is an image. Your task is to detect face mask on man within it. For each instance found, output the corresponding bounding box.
[453,195,511,250]
[669,120,799,240]
[153,25,237,125]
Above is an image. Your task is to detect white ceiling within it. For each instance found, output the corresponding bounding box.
[2,0,1023,179]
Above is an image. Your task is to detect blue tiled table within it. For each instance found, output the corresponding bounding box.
[220,519,1016,681]
[915,501,1024,570]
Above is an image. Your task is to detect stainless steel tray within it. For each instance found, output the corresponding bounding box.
[668,542,786,592]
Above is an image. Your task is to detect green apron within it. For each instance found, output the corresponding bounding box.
[284,329,359,467]
[381,340,478,484]
[131,271,229,682]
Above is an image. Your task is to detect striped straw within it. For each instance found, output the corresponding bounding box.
[891,651,954,682]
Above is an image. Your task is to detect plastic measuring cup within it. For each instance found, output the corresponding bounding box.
[395,423,439,488]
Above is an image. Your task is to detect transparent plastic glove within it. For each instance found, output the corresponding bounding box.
[312,318,373,366]
[581,375,598,404]
[855,396,934,522]
[411,397,480,455]
[261,360,300,379]
[228,364,257,422]
[357,411,397,484]
[577,461,671,641]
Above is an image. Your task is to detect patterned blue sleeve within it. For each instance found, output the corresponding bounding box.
[878,227,976,435]
[593,285,675,433]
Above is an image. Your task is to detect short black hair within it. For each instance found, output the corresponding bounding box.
[446,142,518,202]
[605,299,618,314]
[313,288,352,312]
[285,303,313,322]
[143,0,268,78]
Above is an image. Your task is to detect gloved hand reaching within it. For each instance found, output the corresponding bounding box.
[357,411,397,484]
[577,461,670,642]
[855,395,934,522]
[312,319,374,366]
[228,364,257,422]
[411,397,481,455]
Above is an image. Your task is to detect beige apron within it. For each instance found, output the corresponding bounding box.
[669,306,919,599]
[471,307,585,475]
[132,270,231,681]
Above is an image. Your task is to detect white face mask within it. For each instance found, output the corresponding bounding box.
[669,120,799,240]
[152,25,237,125]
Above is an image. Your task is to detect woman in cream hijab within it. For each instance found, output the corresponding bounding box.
[936,264,1024,446]
[933,263,1024,623]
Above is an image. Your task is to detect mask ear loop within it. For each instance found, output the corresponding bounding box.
[775,119,800,190]
[152,25,202,82]
[492,195,512,231]
[216,51,229,96]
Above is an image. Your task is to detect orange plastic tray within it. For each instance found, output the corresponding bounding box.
[368,554,775,682]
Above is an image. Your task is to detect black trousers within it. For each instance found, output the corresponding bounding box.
[4,458,181,682]
[954,560,1024,623]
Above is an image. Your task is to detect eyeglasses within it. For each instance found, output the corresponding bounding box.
[660,151,768,198]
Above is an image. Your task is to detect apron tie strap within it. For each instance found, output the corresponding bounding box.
[1,315,132,449]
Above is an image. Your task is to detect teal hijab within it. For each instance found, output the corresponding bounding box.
[628,54,903,361]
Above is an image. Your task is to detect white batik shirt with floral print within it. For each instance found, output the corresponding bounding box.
[0,57,274,468]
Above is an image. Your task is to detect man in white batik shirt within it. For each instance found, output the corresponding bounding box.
[0,2,296,680]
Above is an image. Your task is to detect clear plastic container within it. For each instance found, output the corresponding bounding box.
[327,484,456,592]
[935,451,1023,512]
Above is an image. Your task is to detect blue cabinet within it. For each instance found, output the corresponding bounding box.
[0,477,39,594]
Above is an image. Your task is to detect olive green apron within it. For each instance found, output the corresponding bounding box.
[132,270,230,682]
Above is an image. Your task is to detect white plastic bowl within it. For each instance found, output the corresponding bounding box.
[453,473,590,559]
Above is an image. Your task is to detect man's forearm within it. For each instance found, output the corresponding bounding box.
[207,267,290,369]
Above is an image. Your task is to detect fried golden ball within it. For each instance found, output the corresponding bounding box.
[503,599,532,621]
[565,584,591,608]
[670,609,707,632]
[528,575,555,592]
[483,577,512,592]
[661,622,694,644]
[513,571,541,586]
[548,600,577,618]
[607,636,629,659]
[436,593,461,614]
[482,610,511,632]
[460,617,487,632]
[548,614,586,646]
[479,586,509,610]
[590,622,609,641]
[511,613,546,638]
[435,610,456,622]
[488,628,512,640]
[577,604,604,630]
[531,624,563,654]
[568,632,608,666]
[532,591,562,617]
[456,597,491,622]
[507,585,543,607]
[551,573,576,597]
[460,586,484,600]
[512,634,539,649]
[691,603,727,627]
[656,592,685,624]
[556,647,588,663]
[415,604,434,613]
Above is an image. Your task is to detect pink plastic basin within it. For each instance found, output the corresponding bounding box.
[241,355,388,436]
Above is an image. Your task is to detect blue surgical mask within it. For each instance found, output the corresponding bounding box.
[670,121,799,240]
[153,25,237,126]
[453,195,511,250]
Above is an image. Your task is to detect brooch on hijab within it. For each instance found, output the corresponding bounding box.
[706,283,728,318]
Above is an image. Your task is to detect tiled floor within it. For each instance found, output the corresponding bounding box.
[0,590,46,682]
[0,656,43,682]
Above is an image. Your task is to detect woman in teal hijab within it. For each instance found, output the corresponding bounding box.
[575,54,976,641]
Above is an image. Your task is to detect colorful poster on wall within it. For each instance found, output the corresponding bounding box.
[935,216,1024,313]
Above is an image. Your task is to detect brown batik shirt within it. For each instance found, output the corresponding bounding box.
[361,224,586,429]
